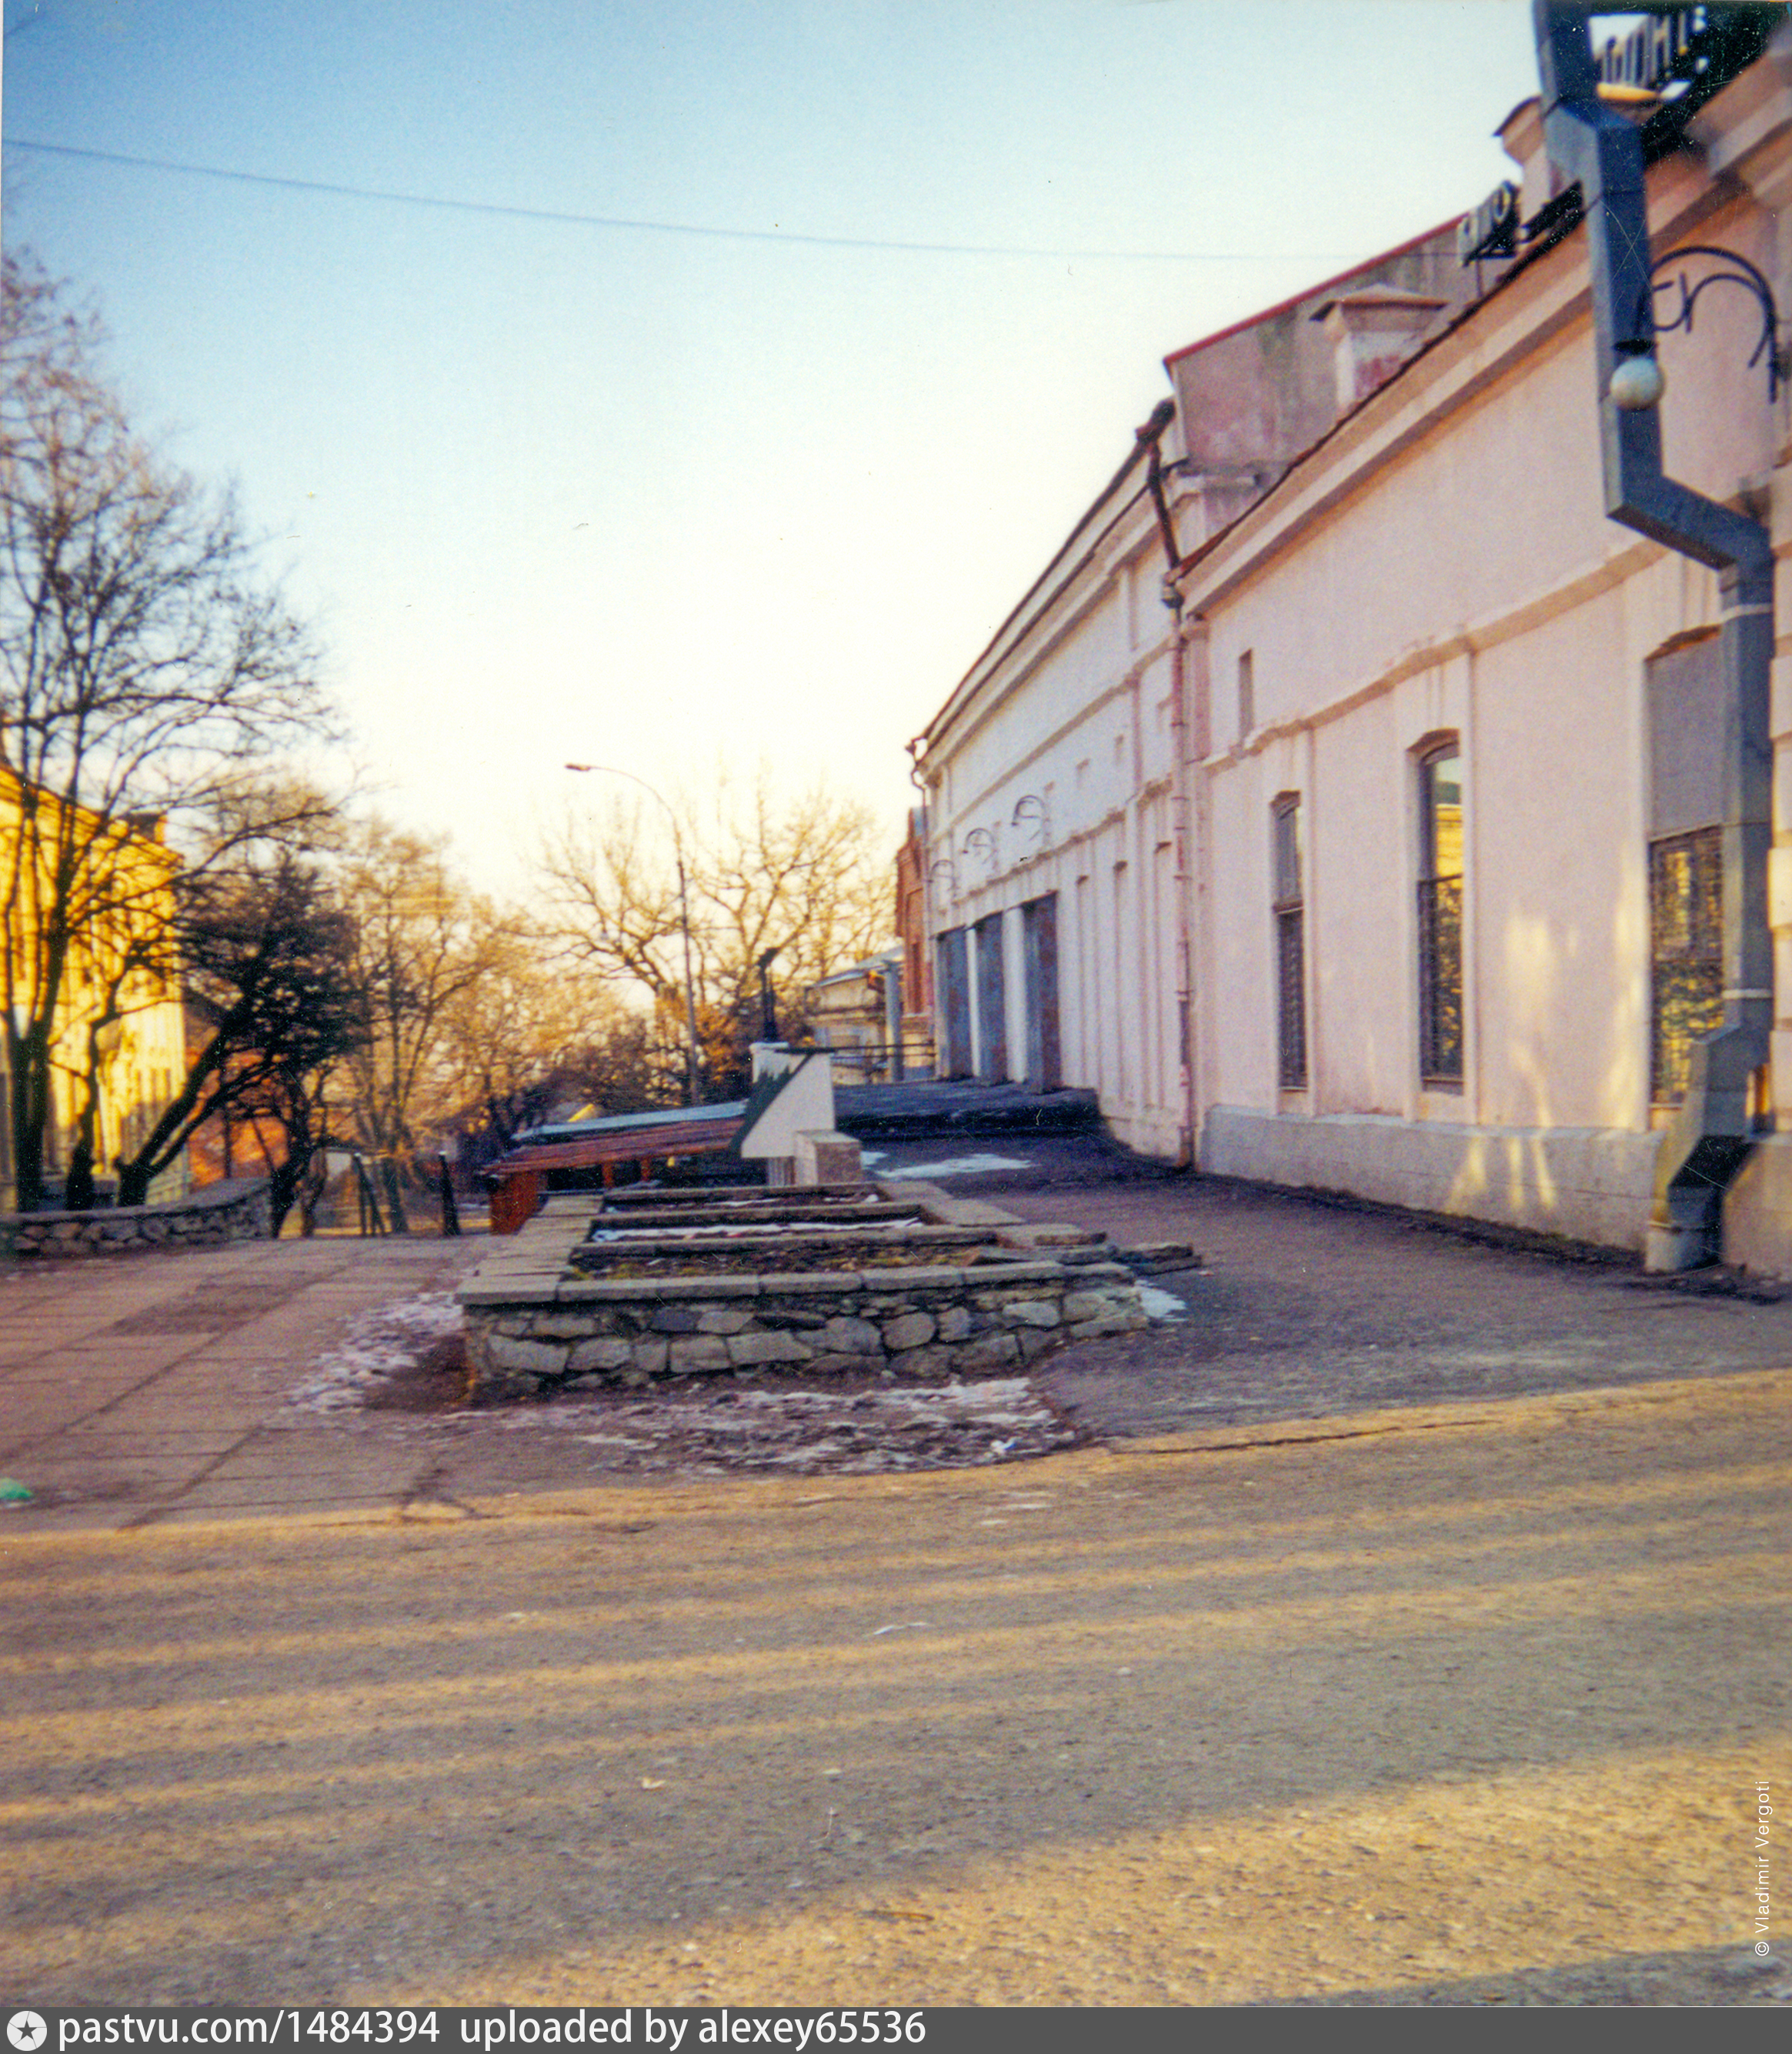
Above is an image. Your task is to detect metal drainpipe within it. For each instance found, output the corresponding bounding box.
[1533,2,1775,1270]
[905,735,933,1079]
[1140,405,1200,1169]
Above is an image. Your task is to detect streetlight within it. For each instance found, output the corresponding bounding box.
[756,945,781,1042]
[564,763,703,1107]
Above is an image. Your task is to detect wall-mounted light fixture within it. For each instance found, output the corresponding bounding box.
[1610,346,1666,410]
[1010,794,1052,849]
[1647,244,1784,402]
[963,826,999,875]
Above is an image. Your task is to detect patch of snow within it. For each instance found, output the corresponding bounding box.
[879,1154,1032,1181]
[1138,1282,1188,1323]
[427,1371,1074,1475]
[290,1291,462,1412]
[293,1295,1076,1475]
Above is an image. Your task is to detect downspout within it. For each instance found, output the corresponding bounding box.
[1166,581,1198,1169]
[1533,2,1775,1270]
[905,735,933,1080]
[1140,402,1200,1169]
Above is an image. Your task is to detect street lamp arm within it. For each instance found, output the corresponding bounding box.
[565,760,704,1108]
[564,762,682,842]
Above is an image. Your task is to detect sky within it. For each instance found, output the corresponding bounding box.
[2,0,1547,904]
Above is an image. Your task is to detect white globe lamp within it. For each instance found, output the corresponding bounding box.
[1610,352,1667,410]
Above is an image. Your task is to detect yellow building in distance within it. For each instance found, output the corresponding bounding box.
[1,766,190,1212]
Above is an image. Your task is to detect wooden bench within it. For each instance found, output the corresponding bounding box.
[483,1113,746,1234]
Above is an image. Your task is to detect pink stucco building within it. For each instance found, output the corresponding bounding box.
[912,12,1792,1269]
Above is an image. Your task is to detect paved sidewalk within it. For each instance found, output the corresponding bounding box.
[0,1232,485,1530]
[10,1142,1792,1529]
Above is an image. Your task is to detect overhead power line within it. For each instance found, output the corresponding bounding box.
[5,137,1356,265]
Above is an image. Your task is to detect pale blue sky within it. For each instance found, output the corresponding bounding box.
[3,1,1543,897]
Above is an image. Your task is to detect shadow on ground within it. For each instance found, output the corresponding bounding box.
[5,1364,1786,2005]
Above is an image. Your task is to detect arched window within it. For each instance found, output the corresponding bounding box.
[1417,740,1463,1085]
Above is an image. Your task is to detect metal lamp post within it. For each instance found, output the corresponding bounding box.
[757,945,781,1042]
[564,763,703,1107]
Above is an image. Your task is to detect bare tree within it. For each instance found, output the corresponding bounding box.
[0,252,337,1209]
[537,765,893,1098]
[334,818,503,1166]
[113,850,368,1219]
[434,921,647,1148]
[432,929,660,1174]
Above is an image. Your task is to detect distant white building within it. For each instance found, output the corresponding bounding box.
[805,945,903,1083]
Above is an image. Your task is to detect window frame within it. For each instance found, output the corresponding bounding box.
[1271,792,1307,1091]
[1648,824,1723,1108]
[1645,632,1725,1110]
[1416,739,1464,1089]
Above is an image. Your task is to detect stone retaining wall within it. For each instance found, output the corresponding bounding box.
[0,1176,273,1259]
[467,1262,1145,1399]
[459,1190,1149,1399]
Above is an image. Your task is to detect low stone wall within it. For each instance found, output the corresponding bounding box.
[0,1176,273,1259]
[468,1262,1146,1399]
[459,1190,1149,1399]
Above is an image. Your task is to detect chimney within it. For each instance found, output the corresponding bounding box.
[1314,285,1450,417]
[1497,95,1567,223]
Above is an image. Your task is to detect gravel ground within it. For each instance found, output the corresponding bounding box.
[4,1365,1787,2007]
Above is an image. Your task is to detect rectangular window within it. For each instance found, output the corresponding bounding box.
[1272,795,1306,1089]
[1417,745,1463,1085]
[935,925,970,1079]
[1650,827,1723,1105]
[1237,650,1256,741]
[1648,633,1724,1107]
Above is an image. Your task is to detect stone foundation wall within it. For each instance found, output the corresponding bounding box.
[0,1176,273,1259]
[1720,1134,1792,1278]
[1201,1106,1657,1254]
[465,1260,1146,1399]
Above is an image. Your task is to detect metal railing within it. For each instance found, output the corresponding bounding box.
[1417,875,1463,1084]
[809,1038,937,1086]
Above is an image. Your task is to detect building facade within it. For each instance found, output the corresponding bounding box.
[913,223,1484,1157]
[0,769,190,1211]
[911,14,1792,1265]
[804,945,905,1083]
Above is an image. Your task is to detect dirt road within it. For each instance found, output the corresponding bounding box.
[3,1155,1790,2006]
[5,1365,1787,2006]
